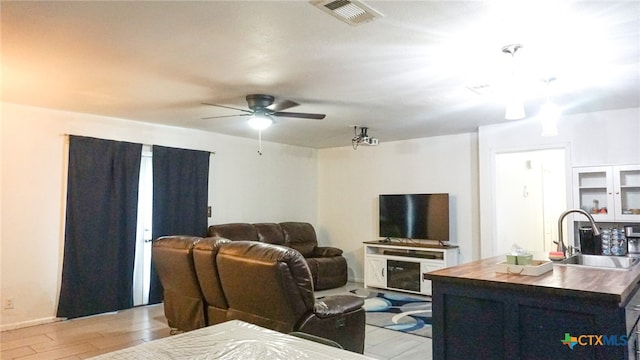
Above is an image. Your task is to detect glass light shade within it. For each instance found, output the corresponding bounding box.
[540,102,560,137]
[248,114,273,130]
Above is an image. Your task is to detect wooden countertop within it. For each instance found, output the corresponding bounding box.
[425,255,640,305]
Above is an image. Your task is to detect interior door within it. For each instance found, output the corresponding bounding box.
[494,148,567,255]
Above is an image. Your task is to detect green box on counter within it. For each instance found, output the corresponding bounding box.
[506,254,533,265]
[517,254,533,265]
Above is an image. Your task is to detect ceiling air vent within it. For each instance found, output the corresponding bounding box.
[311,0,383,26]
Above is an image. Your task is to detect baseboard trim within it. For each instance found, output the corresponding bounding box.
[0,316,64,331]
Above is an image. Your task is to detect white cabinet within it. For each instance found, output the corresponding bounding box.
[363,241,458,296]
[364,256,386,288]
[420,261,444,295]
[573,165,640,222]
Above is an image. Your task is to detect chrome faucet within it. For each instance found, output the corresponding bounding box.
[556,209,600,257]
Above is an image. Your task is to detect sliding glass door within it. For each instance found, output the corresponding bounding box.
[133,147,153,306]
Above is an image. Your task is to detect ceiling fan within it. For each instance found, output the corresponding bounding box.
[202,94,326,129]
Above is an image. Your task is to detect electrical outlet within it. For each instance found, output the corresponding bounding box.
[207,206,212,218]
[4,297,15,309]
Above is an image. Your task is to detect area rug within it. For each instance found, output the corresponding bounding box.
[349,288,432,338]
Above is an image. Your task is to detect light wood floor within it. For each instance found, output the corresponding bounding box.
[1,283,432,360]
[0,304,170,359]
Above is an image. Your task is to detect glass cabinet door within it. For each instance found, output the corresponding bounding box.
[614,165,640,221]
[573,165,640,223]
[573,167,614,221]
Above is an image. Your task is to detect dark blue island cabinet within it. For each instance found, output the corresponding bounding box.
[426,256,640,360]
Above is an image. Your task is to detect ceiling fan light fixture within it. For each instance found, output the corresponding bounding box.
[248,114,273,130]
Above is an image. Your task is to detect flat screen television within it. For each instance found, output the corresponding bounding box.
[379,193,449,241]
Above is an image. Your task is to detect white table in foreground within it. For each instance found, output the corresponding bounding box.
[89,319,375,359]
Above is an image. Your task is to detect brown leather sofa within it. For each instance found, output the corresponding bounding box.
[207,222,347,290]
[216,241,365,353]
[153,236,366,353]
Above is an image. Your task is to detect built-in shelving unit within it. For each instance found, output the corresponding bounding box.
[363,241,458,296]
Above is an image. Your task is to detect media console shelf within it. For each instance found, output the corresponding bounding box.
[363,241,459,296]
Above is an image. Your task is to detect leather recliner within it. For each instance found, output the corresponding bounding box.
[151,236,206,333]
[208,222,348,290]
[215,241,366,353]
[192,237,232,326]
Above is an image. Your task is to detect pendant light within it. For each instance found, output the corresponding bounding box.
[502,44,526,120]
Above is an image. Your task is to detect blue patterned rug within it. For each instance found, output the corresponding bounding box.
[350,288,432,338]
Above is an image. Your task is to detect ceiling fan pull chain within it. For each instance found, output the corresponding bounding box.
[257,130,263,156]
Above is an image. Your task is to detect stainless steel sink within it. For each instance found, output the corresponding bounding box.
[557,254,640,270]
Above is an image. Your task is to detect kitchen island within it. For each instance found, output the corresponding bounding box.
[425,256,640,359]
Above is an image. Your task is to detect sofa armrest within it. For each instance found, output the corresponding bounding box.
[313,295,364,319]
[312,246,343,257]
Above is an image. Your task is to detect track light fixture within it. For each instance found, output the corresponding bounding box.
[352,126,379,150]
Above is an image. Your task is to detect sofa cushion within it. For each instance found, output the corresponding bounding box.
[312,246,343,257]
[280,222,317,257]
[208,223,259,241]
[306,256,348,290]
[254,223,285,245]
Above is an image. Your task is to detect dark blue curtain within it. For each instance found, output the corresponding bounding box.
[57,136,142,319]
[148,145,210,304]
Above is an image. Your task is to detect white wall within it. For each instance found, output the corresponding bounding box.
[0,103,318,329]
[478,107,640,258]
[317,133,479,282]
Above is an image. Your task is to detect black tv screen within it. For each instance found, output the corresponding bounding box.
[379,193,449,241]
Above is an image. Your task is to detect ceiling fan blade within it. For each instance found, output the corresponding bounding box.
[267,100,299,112]
[273,111,326,120]
[202,102,253,114]
[201,113,252,120]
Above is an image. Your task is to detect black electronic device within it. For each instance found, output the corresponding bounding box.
[379,193,449,241]
[383,250,440,259]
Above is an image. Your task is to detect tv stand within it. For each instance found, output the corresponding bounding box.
[363,241,458,296]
